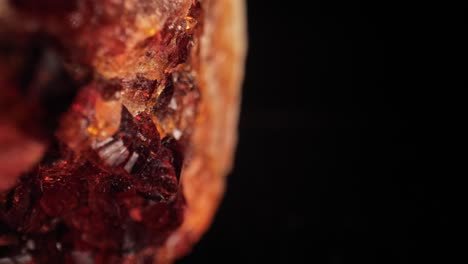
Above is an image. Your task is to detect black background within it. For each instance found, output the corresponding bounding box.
[179,1,448,263]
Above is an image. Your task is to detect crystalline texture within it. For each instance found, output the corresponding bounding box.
[0,0,201,262]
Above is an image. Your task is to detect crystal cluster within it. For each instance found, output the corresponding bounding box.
[0,0,202,262]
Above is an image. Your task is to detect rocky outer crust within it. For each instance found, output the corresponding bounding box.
[158,0,247,262]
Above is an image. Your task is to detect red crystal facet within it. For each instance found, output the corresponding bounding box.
[0,105,185,260]
[0,0,203,262]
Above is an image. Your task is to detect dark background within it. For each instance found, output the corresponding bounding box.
[179,1,448,263]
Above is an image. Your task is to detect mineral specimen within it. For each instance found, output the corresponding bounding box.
[0,0,201,262]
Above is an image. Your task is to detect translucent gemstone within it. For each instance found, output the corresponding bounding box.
[154,76,175,117]
[0,0,200,262]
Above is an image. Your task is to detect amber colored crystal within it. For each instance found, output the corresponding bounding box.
[0,0,202,262]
